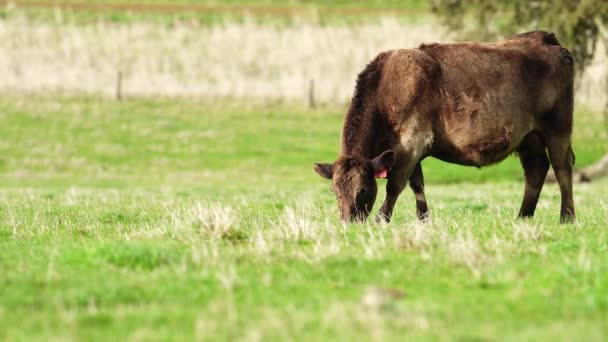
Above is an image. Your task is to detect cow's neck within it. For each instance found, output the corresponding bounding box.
[340,105,390,159]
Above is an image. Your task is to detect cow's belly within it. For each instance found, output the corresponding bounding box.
[431,114,533,167]
[431,140,516,167]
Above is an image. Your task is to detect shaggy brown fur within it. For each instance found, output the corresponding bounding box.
[315,30,576,223]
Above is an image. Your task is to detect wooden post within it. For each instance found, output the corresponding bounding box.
[308,78,316,109]
[604,78,608,135]
[116,70,122,101]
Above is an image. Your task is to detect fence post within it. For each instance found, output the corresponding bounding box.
[308,78,316,109]
[116,70,122,101]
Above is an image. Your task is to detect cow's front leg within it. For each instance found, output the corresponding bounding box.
[376,166,410,223]
[409,162,429,220]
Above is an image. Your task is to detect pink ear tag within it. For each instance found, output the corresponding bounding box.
[374,169,388,178]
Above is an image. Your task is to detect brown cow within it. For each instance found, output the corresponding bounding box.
[315,31,575,223]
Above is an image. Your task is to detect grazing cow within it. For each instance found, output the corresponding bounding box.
[315,31,575,223]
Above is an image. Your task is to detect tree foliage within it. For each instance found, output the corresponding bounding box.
[430,0,608,75]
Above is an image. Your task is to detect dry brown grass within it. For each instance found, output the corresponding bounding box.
[0,9,605,109]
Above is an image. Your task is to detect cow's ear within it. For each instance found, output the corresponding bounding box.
[371,150,396,178]
[314,163,333,179]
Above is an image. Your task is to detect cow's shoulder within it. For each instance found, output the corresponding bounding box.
[417,42,450,57]
[382,48,442,84]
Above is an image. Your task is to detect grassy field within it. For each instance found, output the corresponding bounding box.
[1,1,608,340]
[2,0,429,25]
[2,12,605,111]
[1,95,608,340]
[11,0,427,10]
[0,13,443,102]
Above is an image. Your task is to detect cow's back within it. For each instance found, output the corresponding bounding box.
[412,31,573,166]
[420,32,572,118]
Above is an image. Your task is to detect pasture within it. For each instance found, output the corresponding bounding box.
[1,1,608,340]
[1,96,607,340]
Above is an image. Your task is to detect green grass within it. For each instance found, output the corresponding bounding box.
[1,95,608,340]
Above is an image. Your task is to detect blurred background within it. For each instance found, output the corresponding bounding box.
[0,0,607,189]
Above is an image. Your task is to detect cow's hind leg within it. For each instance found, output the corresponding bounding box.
[543,87,575,223]
[517,132,550,218]
[409,162,429,220]
[547,136,575,223]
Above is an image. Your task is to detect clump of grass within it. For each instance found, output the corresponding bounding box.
[170,203,247,241]
[393,221,435,250]
[448,230,484,277]
[511,221,549,242]
[275,206,319,241]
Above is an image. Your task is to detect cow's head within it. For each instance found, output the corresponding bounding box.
[314,150,395,222]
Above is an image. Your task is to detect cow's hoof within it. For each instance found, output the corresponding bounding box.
[559,215,575,224]
[375,213,390,224]
[417,212,431,223]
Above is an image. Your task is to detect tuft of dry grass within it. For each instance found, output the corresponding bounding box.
[191,203,237,237]
[276,206,319,241]
[447,230,484,278]
[511,221,549,242]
